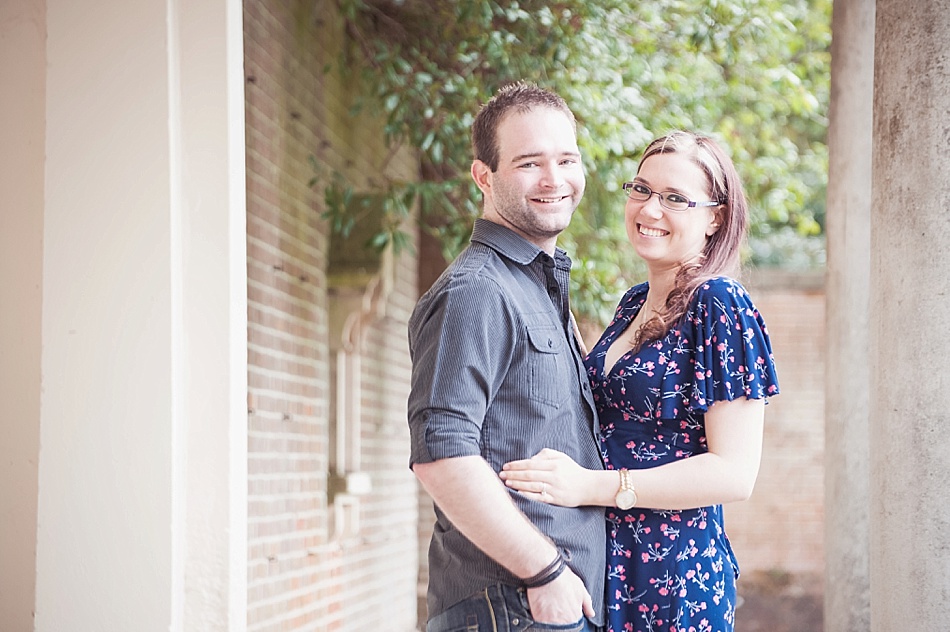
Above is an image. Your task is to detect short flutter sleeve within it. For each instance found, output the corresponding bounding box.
[686,277,779,412]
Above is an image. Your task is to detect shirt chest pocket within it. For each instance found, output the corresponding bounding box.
[525,324,572,409]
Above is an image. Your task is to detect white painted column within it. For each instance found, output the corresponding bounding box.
[34,0,247,630]
[870,0,950,628]
[0,1,46,629]
[173,0,248,628]
[824,0,874,629]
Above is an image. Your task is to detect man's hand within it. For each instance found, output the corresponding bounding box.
[415,457,596,623]
[526,565,595,624]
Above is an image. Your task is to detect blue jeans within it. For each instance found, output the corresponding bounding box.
[426,583,602,632]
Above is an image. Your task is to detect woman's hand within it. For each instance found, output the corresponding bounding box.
[500,448,594,507]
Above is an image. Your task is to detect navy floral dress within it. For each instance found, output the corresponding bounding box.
[586,277,779,632]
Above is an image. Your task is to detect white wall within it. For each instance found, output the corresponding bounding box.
[0,0,249,630]
[0,1,46,629]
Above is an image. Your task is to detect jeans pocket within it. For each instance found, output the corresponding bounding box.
[513,591,587,632]
[525,615,587,632]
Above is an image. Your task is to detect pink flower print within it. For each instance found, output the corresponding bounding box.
[717,342,727,352]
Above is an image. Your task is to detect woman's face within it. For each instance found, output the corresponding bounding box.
[625,151,721,275]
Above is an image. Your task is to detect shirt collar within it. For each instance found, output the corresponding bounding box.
[470,218,571,268]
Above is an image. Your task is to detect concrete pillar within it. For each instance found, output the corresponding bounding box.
[824,0,874,629]
[870,0,950,628]
[29,1,248,630]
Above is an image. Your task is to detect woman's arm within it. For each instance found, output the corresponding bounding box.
[500,396,765,510]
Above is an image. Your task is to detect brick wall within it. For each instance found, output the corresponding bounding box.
[244,1,420,629]
[728,270,826,582]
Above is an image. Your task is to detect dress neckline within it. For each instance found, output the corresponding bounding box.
[600,286,649,378]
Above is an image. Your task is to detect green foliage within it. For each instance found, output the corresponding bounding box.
[324,0,830,323]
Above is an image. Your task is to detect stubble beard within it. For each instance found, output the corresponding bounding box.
[492,186,578,243]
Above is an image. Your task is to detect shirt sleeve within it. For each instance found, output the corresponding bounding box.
[688,277,780,411]
[407,272,517,466]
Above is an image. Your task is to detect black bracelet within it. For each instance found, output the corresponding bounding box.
[523,551,566,589]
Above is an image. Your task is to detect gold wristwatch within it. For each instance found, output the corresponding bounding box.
[614,468,638,510]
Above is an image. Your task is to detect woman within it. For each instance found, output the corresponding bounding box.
[501,131,779,632]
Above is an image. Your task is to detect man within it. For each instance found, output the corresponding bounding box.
[408,82,606,631]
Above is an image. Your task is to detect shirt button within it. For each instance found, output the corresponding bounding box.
[512,618,520,626]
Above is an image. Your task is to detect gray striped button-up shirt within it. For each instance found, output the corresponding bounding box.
[408,219,606,624]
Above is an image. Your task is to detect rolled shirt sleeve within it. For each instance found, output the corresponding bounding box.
[408,272,515,464]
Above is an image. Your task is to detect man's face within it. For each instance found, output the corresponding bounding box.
[473,107,585,251]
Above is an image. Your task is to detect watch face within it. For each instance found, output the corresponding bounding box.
[616,489,637,510]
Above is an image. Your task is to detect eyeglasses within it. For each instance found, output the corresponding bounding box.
[622,182,722,213]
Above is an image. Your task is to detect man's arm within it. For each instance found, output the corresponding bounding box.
[413,456,594,623]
